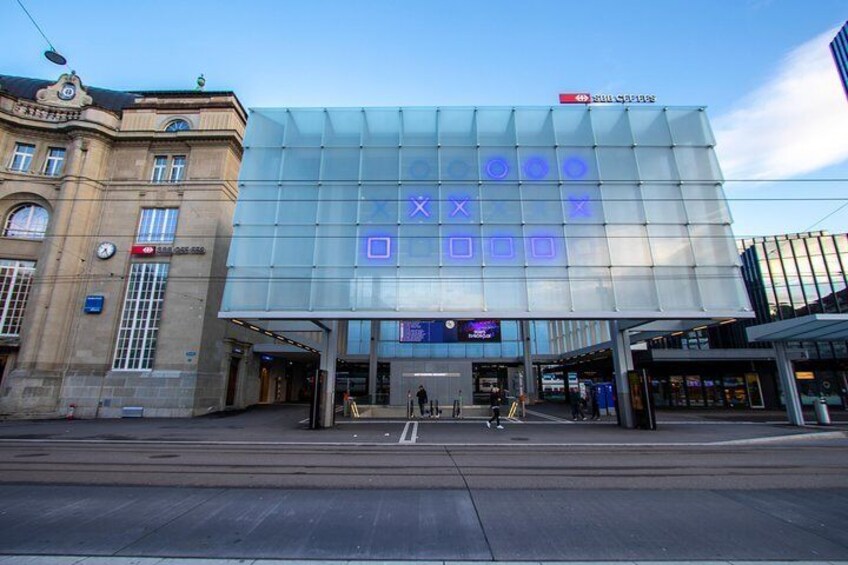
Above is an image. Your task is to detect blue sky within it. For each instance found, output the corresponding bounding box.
[1,0,846,237]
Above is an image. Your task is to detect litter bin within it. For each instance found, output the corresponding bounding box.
[814,397,831,426]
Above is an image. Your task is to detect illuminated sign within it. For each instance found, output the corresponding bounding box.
[559,93,656,104]
[400,320,502,343]
[131,245,206,257]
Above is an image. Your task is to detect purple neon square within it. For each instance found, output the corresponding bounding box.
[449,237,473,259]
[366,237,391,259]
[530,237,556,259]
[490,237,515,259]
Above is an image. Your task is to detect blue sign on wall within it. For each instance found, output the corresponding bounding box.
[84,295,104,314]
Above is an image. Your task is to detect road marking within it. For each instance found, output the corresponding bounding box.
[525,408,572,423]
[398,421,418,444]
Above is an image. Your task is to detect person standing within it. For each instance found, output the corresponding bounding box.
[570,386,586,421]
[416,385,428,417]
[486,386,504,429]
[589,385,601,420]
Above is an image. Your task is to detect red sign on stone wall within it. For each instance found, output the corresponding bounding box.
[131,245,156,256]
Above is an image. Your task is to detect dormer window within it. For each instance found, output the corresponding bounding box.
[165,119,191,132]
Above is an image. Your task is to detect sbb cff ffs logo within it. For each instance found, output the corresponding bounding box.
[131,245,156,256]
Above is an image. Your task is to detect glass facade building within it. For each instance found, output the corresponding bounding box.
[832,21,848,100]
[222,106,749,320]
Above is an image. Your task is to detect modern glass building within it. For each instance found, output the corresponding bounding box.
[221,105,751,408]
[832,21,848,100]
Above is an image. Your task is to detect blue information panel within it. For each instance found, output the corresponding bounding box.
[83,295,104,314]
[400,320,501,343]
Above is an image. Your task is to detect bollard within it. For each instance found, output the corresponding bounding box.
[815,396,831,426]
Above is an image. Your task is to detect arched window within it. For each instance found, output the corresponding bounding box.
[4,204,49,240]
[165,119,191,132]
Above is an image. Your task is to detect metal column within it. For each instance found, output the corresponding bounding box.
[520,320,537,400]
[367,320,380,404]
[609,320,635,429]
[773,342,804,426]
[319,320,339,428]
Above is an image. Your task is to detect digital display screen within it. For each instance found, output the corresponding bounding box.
[399,320,501,343]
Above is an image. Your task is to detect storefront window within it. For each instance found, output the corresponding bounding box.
[669,375,687,407]
[703,378,723,407]
[723,376,748,407]
[685,375,705,406]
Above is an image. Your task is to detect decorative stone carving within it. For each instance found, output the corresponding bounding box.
[35,71,93,108]
[14,101,81,122]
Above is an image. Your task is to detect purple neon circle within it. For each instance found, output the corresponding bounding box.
[562,157,588,179]
[523,157,549,180]
[485,158,510,180]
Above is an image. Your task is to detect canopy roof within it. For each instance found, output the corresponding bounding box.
[746,314,848,342]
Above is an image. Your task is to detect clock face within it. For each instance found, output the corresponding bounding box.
[445,320,456,329]
[96,242,116,260]
[58,83,76,101]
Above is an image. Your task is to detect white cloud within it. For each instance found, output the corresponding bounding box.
[713,26,848,181]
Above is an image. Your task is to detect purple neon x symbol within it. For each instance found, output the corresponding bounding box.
[409,196,431,218]
[569,195,591,218]
[449,197,470,218]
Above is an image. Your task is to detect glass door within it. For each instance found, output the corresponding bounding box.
[745,373,765,409]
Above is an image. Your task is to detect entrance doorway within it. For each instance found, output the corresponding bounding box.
[226,356,240,407]
[472,364,509,404]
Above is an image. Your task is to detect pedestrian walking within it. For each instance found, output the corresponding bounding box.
[589,385,601,420]
[570,387,586,421]
[416,385,428,417]
[486,386,504,429]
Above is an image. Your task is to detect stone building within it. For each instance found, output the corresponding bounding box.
[0,72,290,418]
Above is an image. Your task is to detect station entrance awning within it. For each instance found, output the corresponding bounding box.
[746,314,848,343]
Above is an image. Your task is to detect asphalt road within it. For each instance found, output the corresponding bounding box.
[2,405,848,561]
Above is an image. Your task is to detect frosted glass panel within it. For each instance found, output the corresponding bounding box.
[439,108,476,146]
[317,185,357,224]
[321,148,360,181]
[636,148,679,181]
[565,224,609,266]
[643,184,687,223]
[247,109,286,147]
[234,184,278,225]
[570,267,614,311]
[656,267,701,310]
[522,184,563,224]
[277,185,318,225]
[273,226,315,266]
[628,109,672,146]
[401,108,438,145]
[562,184,604,224]
[440,147,478,182]
[612,267,658,310]
[596,148,638,181]
[477,108,515,145]
[683,184,731,224]
[223,105,748,318]
[591,109,634,145]
[363,109,400,146]
[362,148,399,181]
[359,186,398,224]
[223,267,269,311]
[285,110,324,147]
[518,147,558,182]
[689,225,739,266]
[697,267,748,310]
[602,184,644,224]
[240,149,281,181]
[667,108,715,146]
[230,226,273,266]
[607,225,652,266]
[527,267,571,312]
[648,225,694,266]
[674,148,722,181]
[515,108,555,145]
[324,109,362,146]
[553,110,594,145]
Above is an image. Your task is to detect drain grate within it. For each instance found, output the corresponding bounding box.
[148,454,179,459]
[509,437,530,441]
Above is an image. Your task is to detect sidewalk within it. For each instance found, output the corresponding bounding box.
[0,403,845,446]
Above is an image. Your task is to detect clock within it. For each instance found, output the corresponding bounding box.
[445,320,456,329]
[58,82,76,101]
[96,241,116,260]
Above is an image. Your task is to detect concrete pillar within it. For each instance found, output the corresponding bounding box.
[367,320,380,404]
[319,321,339,428]
[520,320,537,400]
[774,342,804,426]
[609,320,635,429]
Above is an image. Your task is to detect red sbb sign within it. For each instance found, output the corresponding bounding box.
[559,93,592,104]
[131,245,156,256]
